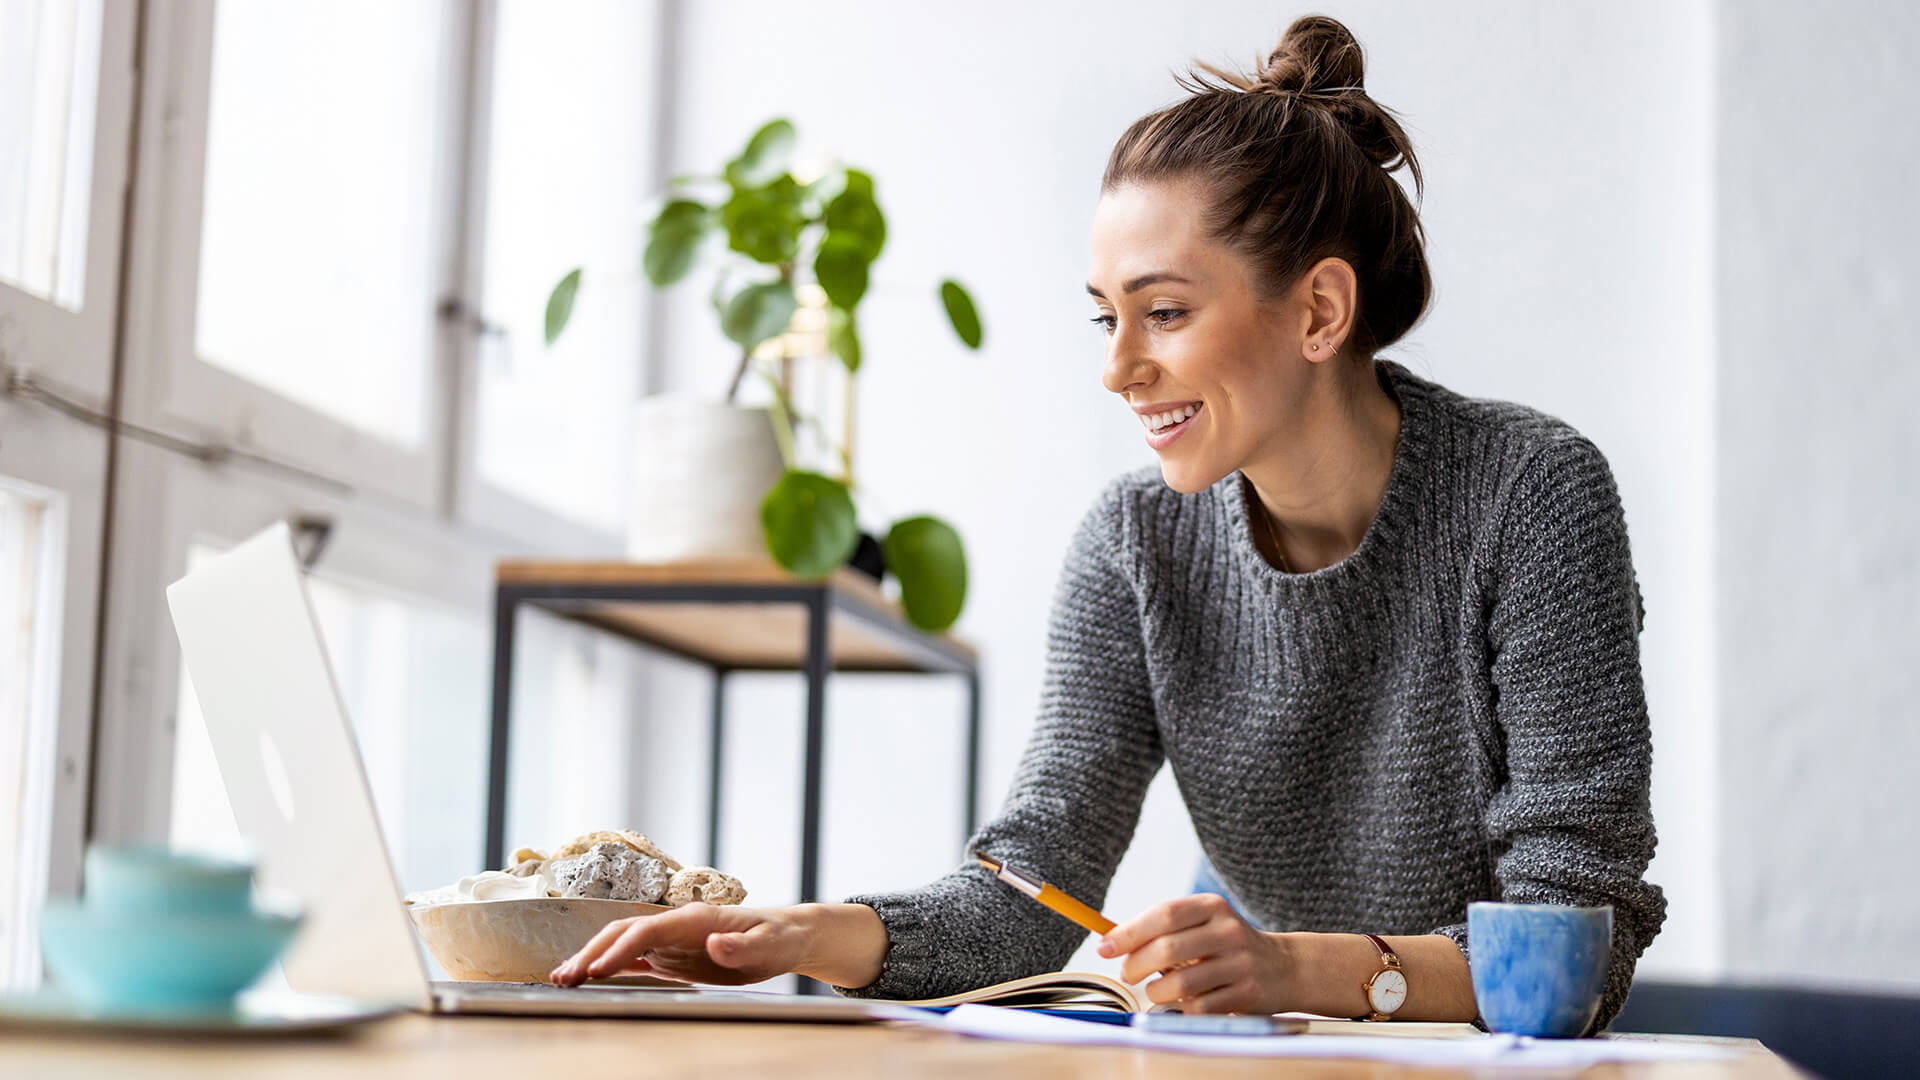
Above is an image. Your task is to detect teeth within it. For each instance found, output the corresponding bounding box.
[1139,403,1201,432]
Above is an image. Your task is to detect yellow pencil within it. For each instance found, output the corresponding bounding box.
[975,851,1117,936]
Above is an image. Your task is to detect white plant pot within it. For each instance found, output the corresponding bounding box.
[624,396,785,563]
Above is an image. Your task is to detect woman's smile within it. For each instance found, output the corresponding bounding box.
[1135,399,1205,449]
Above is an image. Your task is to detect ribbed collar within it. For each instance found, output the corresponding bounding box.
[1220,357,1436,593]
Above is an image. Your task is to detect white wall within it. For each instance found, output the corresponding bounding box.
[627,0,1915,992]
[1713,1,1920,990]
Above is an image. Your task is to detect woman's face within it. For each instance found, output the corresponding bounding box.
[1087,176,1317,494]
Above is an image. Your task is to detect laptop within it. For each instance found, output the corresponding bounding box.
[165,521,919,1022]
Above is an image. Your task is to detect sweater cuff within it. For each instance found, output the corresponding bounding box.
[1430,921,1490,1033]
[830,893,933,1001]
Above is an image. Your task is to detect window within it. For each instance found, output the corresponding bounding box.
[0,481,65,987]
[0,0,102,309]
[110,1,666,937]
[472,0,657,530]
[191,0,453,447]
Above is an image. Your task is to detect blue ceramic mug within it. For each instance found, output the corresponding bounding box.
[1467,901,1612,1038]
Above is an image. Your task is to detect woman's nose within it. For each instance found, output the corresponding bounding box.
[1101,328,1153,396]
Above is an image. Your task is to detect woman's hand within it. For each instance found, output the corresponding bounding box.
[1096,892,1294,1014]
[549,902,813,987]
[549,901,890,990]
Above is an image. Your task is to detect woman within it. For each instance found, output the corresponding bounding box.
[552,14,1665,1033]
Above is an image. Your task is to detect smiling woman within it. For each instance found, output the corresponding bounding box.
[546,14,1666,1036]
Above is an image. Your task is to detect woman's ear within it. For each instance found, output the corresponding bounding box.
[1298,257,1359,362]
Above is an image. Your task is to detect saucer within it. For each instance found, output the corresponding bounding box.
[0,987,407,1036]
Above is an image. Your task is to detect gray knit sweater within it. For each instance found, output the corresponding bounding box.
[839,358,1666,1033]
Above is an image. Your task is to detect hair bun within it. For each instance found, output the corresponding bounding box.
[1255,14,1367,96]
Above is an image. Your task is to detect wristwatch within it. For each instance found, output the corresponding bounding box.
[1355,933,1407,1021]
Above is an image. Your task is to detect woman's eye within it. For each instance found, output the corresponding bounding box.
[1088,310,1184,334]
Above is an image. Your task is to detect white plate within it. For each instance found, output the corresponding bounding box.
[0,988,407,1036]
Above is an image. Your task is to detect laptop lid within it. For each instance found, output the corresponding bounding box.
[166,521,432,1009]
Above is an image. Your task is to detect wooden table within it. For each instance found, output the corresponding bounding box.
[485,558,981,913]
[0,1013,1804,1078]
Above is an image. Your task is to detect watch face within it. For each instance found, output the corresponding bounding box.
[1368,968,1407,1013]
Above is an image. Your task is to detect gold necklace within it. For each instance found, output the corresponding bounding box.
[1253,494,1294,574]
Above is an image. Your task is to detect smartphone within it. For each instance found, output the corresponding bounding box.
[1133,1011,1305,1036]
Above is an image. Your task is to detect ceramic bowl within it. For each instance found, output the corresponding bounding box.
[39,902,303,1010]
[82,846,257,919]
[408,896,669,982]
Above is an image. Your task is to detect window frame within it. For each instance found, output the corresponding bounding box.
[0,420,106,987]
[121,0,473,510]
[0,0,134,402]
[95,0,672,849]
[0,0,137,986]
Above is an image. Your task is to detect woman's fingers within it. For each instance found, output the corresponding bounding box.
[1175,970,1263,1015]
[586,915,673,978]
[551,915,646,985]
[552,903,735,986]
[1143,952,1247,1009]
[1099,893,1233,959]
[1118,921,1234,984]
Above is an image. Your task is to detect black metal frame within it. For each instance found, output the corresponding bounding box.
[483,578,981,920]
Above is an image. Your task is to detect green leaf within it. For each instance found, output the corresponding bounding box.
[884,515,967,631]
[827,306,862,374]
[725,118,797,189]
[544,268,582,345]
[823,169,886,261]
[814,232,871,310]
[720,281,798,349]
[722,175,804,264]
[761,470,859,578]
[801,168,848,216]
[940,279,983,349]
[644,200,711,285]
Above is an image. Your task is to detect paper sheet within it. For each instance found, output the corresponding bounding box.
[939,1005,1743,1067]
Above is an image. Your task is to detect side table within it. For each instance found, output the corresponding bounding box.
[484,557,981,913]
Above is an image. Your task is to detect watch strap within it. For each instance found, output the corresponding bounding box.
[1363,933,1401,968]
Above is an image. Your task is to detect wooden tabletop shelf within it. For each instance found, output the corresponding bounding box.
[494,557,977,673]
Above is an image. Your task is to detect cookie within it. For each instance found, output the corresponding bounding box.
[666,866,747,907]
[549,841,670,902]
[552,830,682,872]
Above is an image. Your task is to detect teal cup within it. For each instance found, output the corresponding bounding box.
[39,846,302,1011]
[80,846,257,917]
[1467,901,1612,1038]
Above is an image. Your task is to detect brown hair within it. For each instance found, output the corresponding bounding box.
[1101,14,1431,358]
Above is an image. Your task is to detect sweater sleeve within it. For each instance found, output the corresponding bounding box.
[1452,433,1668,1034]
[835,479,1163,1000]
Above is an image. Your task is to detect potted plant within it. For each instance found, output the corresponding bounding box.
[545,118,982,632]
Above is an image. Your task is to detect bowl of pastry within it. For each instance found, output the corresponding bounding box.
[405,829,748,983]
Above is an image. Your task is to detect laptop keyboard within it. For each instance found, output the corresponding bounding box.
[434,981,702,1002]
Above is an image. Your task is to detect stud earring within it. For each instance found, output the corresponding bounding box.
[1310,343,1319,352]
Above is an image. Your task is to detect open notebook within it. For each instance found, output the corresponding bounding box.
[893,971,1303,1025]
